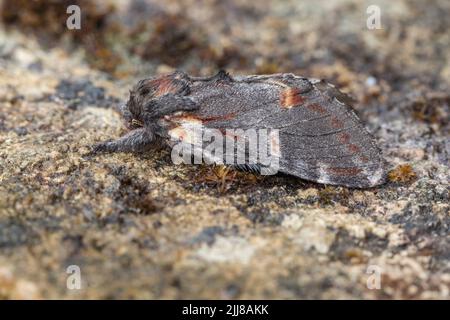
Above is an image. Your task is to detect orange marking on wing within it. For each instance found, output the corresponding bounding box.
[166,114,203,124]
[359,155,369,163]
[326,167,362,176]
[200,113,236,123]
[347,144,361,153]
[307,103,327,114]
[339,133,351,144]
[168,126,187,141]
[280,88,304,108]
[330,117,344,129]
[168,113,236,124]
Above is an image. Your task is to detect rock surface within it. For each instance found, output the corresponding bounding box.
[0,0,449,299]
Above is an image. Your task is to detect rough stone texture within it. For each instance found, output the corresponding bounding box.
[0,0,449,299]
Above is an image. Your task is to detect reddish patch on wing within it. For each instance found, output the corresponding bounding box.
[168,113,235,124]
[168,126,188,141]
[330,117,344,128]
[347,144,361,153]
[326,167,362,176]
[307,103,327,114]
[166,114,202,123]
[280,88,304,108]
[338,132,351,144]
[359,155,369,163]
[200,113,236,123]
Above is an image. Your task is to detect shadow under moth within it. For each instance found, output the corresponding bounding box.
[93,70,387,188]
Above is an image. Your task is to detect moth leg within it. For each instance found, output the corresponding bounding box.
[92,127,155,153]
[143,93,199,119]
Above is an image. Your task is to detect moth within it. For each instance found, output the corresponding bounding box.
[93,70,387,188]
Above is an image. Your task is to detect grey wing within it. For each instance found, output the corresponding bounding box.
[275,79,387,188]
[192,74,386,187]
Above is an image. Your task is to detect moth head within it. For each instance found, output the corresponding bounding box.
[125,72,190,126]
